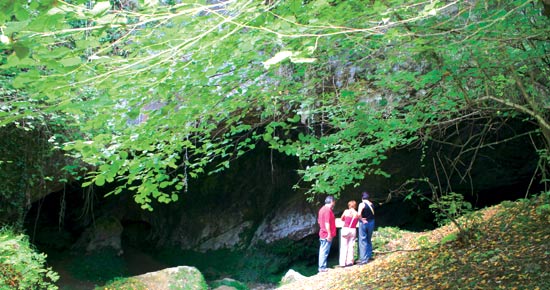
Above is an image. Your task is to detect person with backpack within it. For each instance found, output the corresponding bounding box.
[357,191,375,264]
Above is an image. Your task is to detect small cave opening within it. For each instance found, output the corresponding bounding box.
[24,185,84,254]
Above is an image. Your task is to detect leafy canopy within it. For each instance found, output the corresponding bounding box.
[1,0,549,208]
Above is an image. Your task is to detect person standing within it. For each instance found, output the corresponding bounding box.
[318,195,336,273]
[339,200,359,267]
[357,191,375,264]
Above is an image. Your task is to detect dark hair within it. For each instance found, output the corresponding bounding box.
[361,192,370,200]
[324,195,335,204]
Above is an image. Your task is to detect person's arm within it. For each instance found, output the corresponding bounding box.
[325,221,332,241]
[340,209,347,220]
[358,202,367,223]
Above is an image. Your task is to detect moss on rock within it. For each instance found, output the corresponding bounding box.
[129,266,207,290]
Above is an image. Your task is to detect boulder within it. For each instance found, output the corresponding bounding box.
[210,278,248,290]
[133,266,207,290]
[213,286,236,290]
[280,269,306,285]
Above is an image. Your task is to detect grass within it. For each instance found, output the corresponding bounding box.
[277,192,550,290]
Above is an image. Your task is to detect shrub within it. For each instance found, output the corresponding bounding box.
[0,227,59,290]
[429,192,473,227]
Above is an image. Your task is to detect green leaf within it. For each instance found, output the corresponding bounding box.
[75,39,101,50]
[60,57,82,67]
[14,5,31,21]
[171,194,179,202]
[12,70,39,89]
[238,41,254,52]
[13,42,29,59]
[95,175,106,186]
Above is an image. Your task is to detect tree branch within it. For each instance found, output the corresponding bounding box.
[478,96,550,135]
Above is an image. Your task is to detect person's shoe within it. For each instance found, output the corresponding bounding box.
[357,260,369,265]
[318,268,328,273]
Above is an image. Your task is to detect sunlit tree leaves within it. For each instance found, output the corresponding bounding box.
[1,0,549,208]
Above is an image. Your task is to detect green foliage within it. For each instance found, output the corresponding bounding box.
[440,232,458,244]
[429,192,473,227]
[0,227,59,290]
[169,267,208,290]
[534,191,550,216]
[1,0,549,207]
[0,62,79,225]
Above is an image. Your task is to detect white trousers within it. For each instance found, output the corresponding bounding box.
[339,229,357,266]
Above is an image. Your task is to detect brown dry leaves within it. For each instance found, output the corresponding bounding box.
[278,196,550,290]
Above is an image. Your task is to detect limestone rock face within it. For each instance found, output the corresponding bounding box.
[73,216,124,255]
[251,197,317,245]
[168,209,255,252]
[165,193,318,251]
[197,220,253,252]
[160,191,319,252]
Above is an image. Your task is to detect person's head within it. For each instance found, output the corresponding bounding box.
[324,195,335,208]
[361,191,370,201]
[348,200,357,210]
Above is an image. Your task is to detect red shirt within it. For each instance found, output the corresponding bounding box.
[318,205,336,239]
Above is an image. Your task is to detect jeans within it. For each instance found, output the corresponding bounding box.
[318,238,332,271]
[358,219,375,262]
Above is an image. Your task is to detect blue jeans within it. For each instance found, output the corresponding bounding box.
[318,238,332,271]
[358,220,375,262]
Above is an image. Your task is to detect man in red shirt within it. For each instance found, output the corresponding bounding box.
[318,195,336,272]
